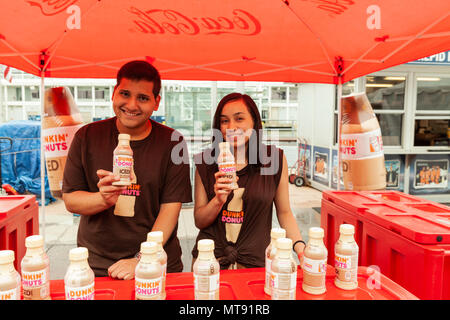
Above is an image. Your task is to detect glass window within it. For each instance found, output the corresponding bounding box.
[416,77,450,111]
[366,76,405,110]
[7,86,22,101]
[95,86,110,101]
[271,87,287,102]
[77,86,92,100]
[24,86,39,101]
[289,86,298,102]
[376,114,402,146]
[164,87,212,136]
[414,119,449,147]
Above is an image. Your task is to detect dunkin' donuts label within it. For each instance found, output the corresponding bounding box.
[43,124,83,158]
[340,128,383,160]
[0,288,19,300]
[22,267,50,299]
[302,257,327,274]
[65,283,95,300]
[218,162,236,180]
[135,277,162,299]
[113,155,133,180]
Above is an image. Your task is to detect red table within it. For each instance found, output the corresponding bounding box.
[49,265,418,300]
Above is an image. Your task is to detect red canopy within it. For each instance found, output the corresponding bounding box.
[0,0,449,83]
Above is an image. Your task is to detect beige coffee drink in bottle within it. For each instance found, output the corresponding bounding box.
[147,231,167,299]
[193,239,220,300]
[64,247,95,300]
[112,133,133,186]
[334,224,359,290]
[264,227,286,296]
[0,250,21,300]
[135,241,163,300]
[302,227,328,295]
[43,87,84,198]
[21,235,50,300]
[340,92,386,190]
[218,142,238,190]
[271,238,297,300]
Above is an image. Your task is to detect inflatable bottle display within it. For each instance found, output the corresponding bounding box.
[43,87,84,198]
[340,92,386,191]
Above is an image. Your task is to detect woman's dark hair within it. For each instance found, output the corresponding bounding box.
[211,92,264,168]
[116,60,161,98]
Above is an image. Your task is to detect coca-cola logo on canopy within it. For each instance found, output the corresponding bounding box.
[26,0,78,16]
[129,7,261,36]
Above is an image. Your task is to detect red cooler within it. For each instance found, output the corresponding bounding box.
[0,195,39,270]
[321,190,450,300]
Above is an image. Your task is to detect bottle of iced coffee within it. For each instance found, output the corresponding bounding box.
[193,239,220,300]
[340,92,386,190]
[64,247,95,300]
[218,142,238,190]
[21,235,50,300]
[0,250,21,300]
[271,238,297,300]
[264,227,286,296]
[302,227,328,295]
[43,87,84,199]
[334,224,359,290]
[112,133,133,186]
[147,231,167,299]
[135,241,163,300]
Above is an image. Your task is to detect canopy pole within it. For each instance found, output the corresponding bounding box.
[39,68,46,247]
[336,76,343,191]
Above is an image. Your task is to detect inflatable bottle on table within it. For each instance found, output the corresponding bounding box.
[43,87,84,198]
[340,93,386,190]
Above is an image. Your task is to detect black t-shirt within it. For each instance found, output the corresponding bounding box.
[192,144,283,269]
[62,117,192,275]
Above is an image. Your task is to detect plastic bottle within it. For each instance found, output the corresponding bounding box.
[264,227,286,296]
[218,142,238,189]
[0,250,21,300]
[43,86,84,198]
[334,224,359,290]
[340,92,386,190]
[271,238,297,300]
[135,241,163,300]
[112,133,133,186]
[146,231,167,299]
[21,235,50,300]
[193,239,220,300]
[64,247,95,300]
[302,227,328,295]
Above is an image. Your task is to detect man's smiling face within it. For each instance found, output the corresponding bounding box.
[112,78,160,134]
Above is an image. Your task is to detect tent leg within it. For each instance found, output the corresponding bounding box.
[40,72,46,246]
[336,78,343,191]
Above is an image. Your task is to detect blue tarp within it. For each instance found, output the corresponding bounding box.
[0,120,55,205]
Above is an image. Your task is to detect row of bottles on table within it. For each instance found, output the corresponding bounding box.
[265,224,359,300]
[0,235,50,300]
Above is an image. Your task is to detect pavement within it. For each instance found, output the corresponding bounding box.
[40,184,323,280]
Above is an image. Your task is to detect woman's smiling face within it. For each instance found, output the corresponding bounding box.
[220,99,255,148]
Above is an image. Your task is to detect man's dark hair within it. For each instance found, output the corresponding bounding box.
[116,60,161,98]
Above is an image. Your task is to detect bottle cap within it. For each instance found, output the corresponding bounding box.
[147,231,163,243]
[197,239,215,252]
[140,241,158,254]
[340,224,355,235]
[271,228,286,239]
[69,247,89,261]
[118,133,131,140]
[309,227,324,239]
[25,235,44,248]
[0,250,15,264]
[219,142,230,149]
[276,238,292,250]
